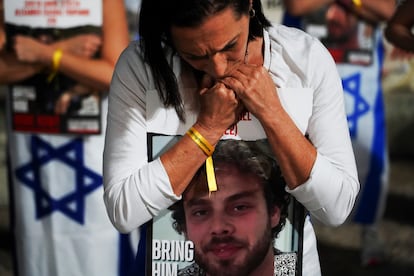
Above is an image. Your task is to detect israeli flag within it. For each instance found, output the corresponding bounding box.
[8,98,138,276]
[337,29,389,225]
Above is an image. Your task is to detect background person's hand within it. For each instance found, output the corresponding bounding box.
[13,35,50,64]
[56,34,102,58]
[13,33,102,66]
[389,45,414,60]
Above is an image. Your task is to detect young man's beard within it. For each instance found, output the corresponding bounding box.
[194,222,274,276]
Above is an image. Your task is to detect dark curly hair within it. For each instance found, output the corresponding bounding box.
[170,139,290,239]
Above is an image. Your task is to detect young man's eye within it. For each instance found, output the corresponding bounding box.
[233,204,250,212]
[191,209,208,217]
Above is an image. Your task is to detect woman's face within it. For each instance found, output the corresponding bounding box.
[170,7,250,80]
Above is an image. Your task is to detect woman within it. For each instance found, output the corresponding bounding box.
[104,0,359,274]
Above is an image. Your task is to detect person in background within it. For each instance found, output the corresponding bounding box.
[171,140,295,276]
[0,2,4,51]
[385,0,414,53]
[103,0,360,275]
[283,0,395,267]
[0,0,130,275]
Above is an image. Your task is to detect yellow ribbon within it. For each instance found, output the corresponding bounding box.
[47,49,63,82]
[206,156,217,195]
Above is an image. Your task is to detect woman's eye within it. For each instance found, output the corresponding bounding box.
[186,55,207,61]
[222,42,237,52]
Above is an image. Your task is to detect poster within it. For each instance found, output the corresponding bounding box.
[4,0,103,134]
[144,134,304,276]
[302,3,375,66]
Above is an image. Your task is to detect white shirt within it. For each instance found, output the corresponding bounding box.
[103,25,359,276]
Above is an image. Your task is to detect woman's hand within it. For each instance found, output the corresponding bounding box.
[221,63,282,124]
[197,74,245,133]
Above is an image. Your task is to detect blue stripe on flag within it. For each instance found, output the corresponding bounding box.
[353,37,387,224]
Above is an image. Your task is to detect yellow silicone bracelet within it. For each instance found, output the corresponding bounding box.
[186,127,215,156]
[186,127,217,194]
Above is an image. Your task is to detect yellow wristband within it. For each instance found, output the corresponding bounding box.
[186,127,215,156]
[352,0,362,8]
[52,49,63,71]
[47,49,63,82]
[186,127,217,194]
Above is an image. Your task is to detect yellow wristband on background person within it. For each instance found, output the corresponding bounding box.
[336,0,362,9]
[47,49,63,82]
[352,0,362,8]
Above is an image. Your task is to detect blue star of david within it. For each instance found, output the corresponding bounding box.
[342,73,370,138]
[15,136,102,224]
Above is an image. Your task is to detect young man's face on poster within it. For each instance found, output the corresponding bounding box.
[182,163,281,275]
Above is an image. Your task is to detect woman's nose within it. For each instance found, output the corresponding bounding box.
[208,53,228,79]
